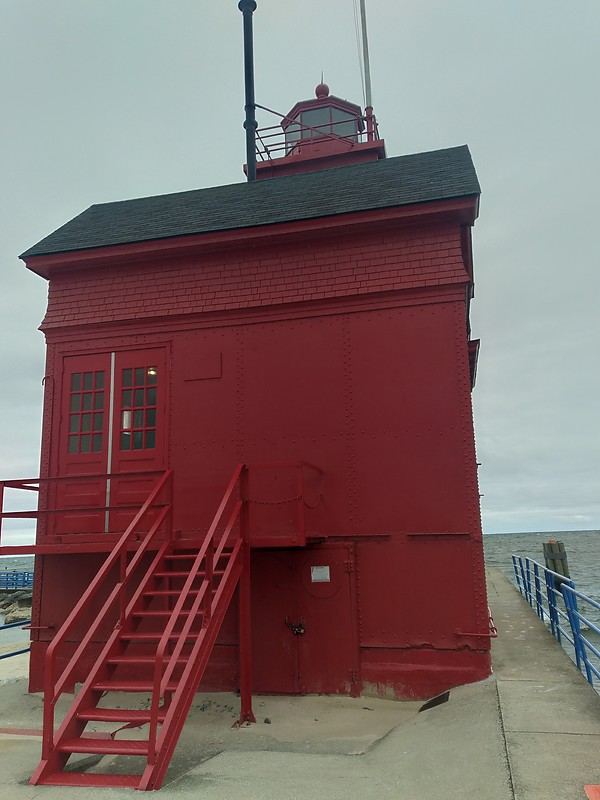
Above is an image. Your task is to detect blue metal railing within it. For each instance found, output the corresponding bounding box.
[0,619,31,661]
[0,571,33,661]
[512,555,600,689]
[0,570,34,590]
[562,585,600,687]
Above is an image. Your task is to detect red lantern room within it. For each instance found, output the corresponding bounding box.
[254,83,386,178]
[1,78,489,790]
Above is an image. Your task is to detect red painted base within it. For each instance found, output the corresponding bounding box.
[360,648,492,700]
[29,639,491,701]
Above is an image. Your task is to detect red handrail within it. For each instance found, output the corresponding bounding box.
[40,470,173,759]
[0,470,167,550]
[245,460,323,543]
[147,464,245,762]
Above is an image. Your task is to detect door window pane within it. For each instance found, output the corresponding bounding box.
[119,365,159,451]
[67,370,105,455]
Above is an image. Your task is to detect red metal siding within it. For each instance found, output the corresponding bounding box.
[164,299,479,539]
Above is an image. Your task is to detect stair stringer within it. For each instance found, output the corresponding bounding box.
[138,539,243,790]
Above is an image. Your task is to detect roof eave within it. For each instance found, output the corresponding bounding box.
[22,194,480,279]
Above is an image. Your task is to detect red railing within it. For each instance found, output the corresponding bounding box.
[0,470,169,552]
[254,102,380,164]
[146,464,247,764]
[246,459,324,547]
[40,470,173,760]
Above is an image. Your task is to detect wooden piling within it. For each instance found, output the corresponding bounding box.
[543,539,570,578]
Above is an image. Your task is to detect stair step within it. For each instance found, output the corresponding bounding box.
[152,573,222,583]
[164,553,200,560]
[37,772,141,788]
[77,707,166,724]
[119,632,198,642]
[93,679,179,693]
[107,654,187,666]
[165,553,228,566]
[153,571,203,579]
[58,737,149,756]
[131,609,198,619]
[172,545,233,554]
[144,589,201,598]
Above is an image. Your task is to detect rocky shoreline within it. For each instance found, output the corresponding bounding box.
[0,590,32,624]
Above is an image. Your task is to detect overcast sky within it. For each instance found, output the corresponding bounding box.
[1,0,599,542]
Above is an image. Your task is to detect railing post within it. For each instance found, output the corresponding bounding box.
[238,465,255,725]
[562,586,588,678]
[204,538,214,625]
[512,555,523,595]
[524,558,533,608]
[42,658,56,760]
[545,572,560,641]
[519,557,528,602]
[119,550,126,625]
[533,562,544,620]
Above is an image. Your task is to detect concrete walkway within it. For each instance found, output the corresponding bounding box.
[0,567,598,799]
[487,567,600,799]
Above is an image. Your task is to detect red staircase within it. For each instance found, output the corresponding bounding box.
[29,465,254,790]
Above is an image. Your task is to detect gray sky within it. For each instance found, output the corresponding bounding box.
[1,0,599,541]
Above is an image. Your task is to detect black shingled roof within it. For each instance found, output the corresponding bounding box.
[21,145,480,259]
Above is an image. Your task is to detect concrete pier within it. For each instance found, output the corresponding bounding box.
[0,567,598,799]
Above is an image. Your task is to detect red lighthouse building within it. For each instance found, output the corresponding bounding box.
[2,84,490,789]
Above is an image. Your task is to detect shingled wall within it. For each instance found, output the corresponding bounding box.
[41,221,468,330]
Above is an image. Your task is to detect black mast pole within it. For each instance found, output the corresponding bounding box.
[239,0,257,182]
